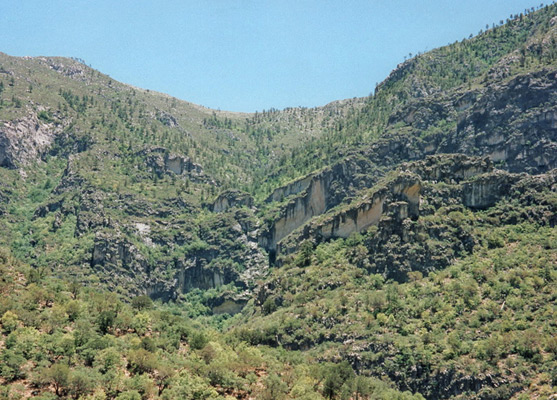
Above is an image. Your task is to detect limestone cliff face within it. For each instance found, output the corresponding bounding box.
[380,68,557,174]
[91,230,177,301]
[211,189,254,212]
[0,112,66,168]
[276,172,422,257]
[403,154,494,183]
[140,147,214,184]
[317,177,420,241]
[259,157,378,253]
[175,209,267,296]
[269,175,327,246]
[258,130,502,258]
[461,168,557,213]
[267,155,524,269]
[88,206,267,301]
[447,69,557,173]
[265,174,314,203]
[260,154,494,259]
[388,68,557,174]
[358,165,557,282]
[462,171,518,209]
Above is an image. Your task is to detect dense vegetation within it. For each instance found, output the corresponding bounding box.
[0,249,426,400]
[234,178,557,399]
[0,3,556,399]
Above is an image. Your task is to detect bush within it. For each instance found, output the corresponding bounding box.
[1,310,19,333]
[127,349,158,374]
[0,349,26,381]
[69,367,99,399]
[38,110,53,122]
[131,295,153,311]
[262,297,278,315]
[115,391,142,400]
[189,331,208,350]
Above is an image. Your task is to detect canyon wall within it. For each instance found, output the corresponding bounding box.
[276,172,421,258]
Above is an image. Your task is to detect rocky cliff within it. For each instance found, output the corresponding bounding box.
[264,154,549,280]
[0,111,66,168]
[276,172,421,258]
[255,64,557,264]
[386,68,557,174]
[258,156,379,254]
[1,9,556,317]
[211,189,254,213]
[87,205,267,303]
[140,146,214,184]
[445,68,557,173]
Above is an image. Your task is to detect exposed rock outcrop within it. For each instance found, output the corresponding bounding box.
[89,230,175,301]
[259,156,379,253]
[403,154,494,183]
[276,172,421,258]
[268,156,554,280]
[87,204,268,301]
[140,147,214,184]
[260,155,493,260]
[381,69,557,176]
[447,69,557,173]
[39,57,91,82]
[265,174,315,203]
[462,170,519,209]
[175,208,267,294]
[362,167,556,281]
[211,189,254,212]
[0,112,64,168]
[156,111,178,127]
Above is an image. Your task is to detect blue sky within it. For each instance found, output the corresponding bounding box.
[0,1,545,112]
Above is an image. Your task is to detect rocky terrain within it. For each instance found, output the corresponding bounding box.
[0,4,556,399]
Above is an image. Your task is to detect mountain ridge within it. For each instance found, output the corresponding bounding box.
[0,4,556,399]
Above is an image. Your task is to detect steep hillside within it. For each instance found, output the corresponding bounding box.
[256,2,557,190]
[0,3,556,399]
[0,51,362,302]
[0,249,426,400]
[235,158,557,398]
